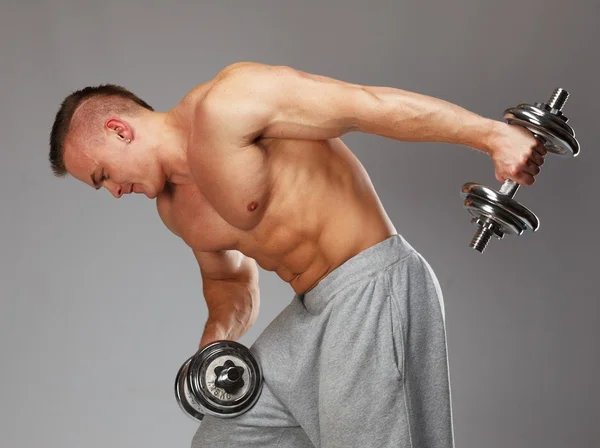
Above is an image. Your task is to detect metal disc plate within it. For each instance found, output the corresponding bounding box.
[504,104,579,157]
[188,341,263,418]
[174,357,205,422]
[464,197,527,235]
[461,183,539,234]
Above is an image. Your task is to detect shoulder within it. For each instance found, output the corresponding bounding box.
[175,63,272,120]
[196,62,297,129]
[216,61,290,80]
[190,63,279,143]
[189,62,298,113]
[204,62,295,106]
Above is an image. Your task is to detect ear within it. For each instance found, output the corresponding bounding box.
[105,118,133,143]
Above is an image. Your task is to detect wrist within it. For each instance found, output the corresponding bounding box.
[464,117,499,154]
[201,320,231,344]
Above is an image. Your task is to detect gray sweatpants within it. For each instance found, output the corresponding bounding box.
[191,234,454,447]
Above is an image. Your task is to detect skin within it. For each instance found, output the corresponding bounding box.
[63,62,547,348]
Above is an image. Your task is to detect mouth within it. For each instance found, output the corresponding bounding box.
[131,183,147,196]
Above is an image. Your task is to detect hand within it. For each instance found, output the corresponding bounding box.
[199,320,230,349]
[486,120,548,186]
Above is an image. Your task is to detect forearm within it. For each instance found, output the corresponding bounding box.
[359,86,497,153]
[200,278,260,347]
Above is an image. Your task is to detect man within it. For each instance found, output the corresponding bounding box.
[50,62,546,447]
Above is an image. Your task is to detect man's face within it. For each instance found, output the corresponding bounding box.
[64,133,165,199]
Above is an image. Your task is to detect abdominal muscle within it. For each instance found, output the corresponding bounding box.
[231,137,396,293]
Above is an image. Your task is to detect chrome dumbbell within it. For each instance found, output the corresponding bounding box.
[174,340,263,422]
[461,88,581,253]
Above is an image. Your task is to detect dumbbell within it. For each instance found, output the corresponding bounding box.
[461,88,580,253]
[174,340,263,422]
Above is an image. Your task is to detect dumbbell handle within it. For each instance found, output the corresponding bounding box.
[499,179,520,199]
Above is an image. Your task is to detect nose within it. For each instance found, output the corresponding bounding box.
[105,182,124,198]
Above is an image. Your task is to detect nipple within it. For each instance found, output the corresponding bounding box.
[247,201,259,212]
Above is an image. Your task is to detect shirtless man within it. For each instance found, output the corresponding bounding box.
[50,62,546,447]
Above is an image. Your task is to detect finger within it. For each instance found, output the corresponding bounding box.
[529,151,545,166]
[523,160,541,176]
[534,141,548,156]
[508,167,535,186]
[514,173,535,186]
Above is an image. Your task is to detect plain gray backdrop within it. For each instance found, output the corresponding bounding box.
[1,1,598,447]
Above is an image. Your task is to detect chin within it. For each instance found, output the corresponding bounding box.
[139,186,155,199]
[133,183,156,199]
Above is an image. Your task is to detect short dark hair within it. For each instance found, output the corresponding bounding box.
[49,84,154,177]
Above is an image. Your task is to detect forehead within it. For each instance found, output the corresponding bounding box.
[63,140,99,187]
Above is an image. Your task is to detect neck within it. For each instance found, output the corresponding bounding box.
[151,111,195,185]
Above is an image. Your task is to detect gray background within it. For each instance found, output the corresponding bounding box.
[1,1,598,447]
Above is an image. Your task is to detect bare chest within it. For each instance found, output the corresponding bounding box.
[158,137,376,265]
[186,136,273,231]
[156,183,238,252]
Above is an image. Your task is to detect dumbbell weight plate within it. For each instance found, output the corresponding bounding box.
[464,196,528,237]
[175,356,205,421]
[504,104,579,157]
[191,342,262,418]
[461,183,539,235]
[509,103,575,133]
[175,341,263,422]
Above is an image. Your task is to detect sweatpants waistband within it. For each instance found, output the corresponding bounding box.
[301,234,417,314]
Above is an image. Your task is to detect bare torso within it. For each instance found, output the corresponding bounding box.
[157,85,396,294]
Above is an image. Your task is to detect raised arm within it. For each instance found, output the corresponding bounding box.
[202,61,495,147]
[202,62,544,186]
[194,249,260,348]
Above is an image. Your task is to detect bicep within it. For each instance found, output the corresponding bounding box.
[202,62,380,142]
[194,249,258,283]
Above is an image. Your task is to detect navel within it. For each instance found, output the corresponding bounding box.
[247,201,259,212]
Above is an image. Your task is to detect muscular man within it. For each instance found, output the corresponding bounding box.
[49,62,546,447]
